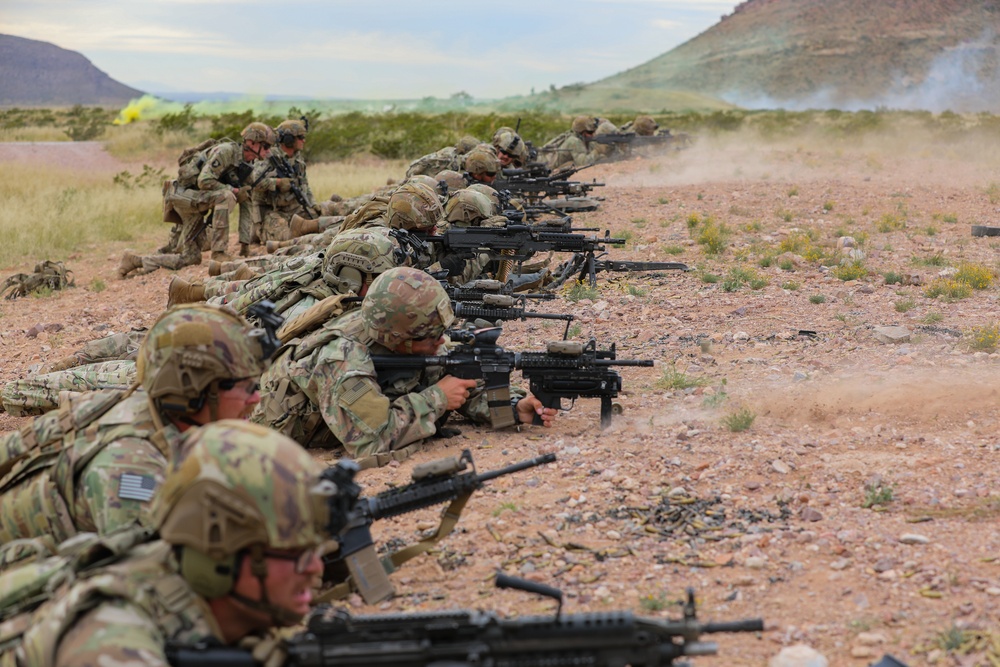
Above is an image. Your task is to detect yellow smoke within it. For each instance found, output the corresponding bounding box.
[113,95,160,125]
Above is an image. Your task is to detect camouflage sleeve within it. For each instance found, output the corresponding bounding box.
[567,135,597,167]
[308,340,449,458]
[197,143,239,192]
[75,436,168,535]
[458,382,525,425]
[53,599,170,667]
[251,155,280,197]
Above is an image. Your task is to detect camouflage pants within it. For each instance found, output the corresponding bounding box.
[0,360,136,416]
[161,184,236,260]
[261,208,293,243]
[39,329,146,373]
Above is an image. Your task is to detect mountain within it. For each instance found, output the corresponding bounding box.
[596,0,1000,112]
[0,34,143,107]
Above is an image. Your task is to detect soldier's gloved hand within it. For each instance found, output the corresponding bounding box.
[236,188,250,204]
[275,178,293,193]
[238,629,294,667]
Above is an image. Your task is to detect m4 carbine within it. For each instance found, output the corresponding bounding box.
[317,449,555,603]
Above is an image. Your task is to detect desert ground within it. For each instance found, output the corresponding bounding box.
[0,128,998,666]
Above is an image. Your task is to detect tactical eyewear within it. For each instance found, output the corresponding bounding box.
[263,542,337,573]
[218,377,260,394]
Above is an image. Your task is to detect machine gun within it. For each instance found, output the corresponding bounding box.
[427,225,625,267]
[371,327,652,429]
[167,575,762,667]
[454,294,575,338]
[549,251,692,290]
[441,278,557,304]
[493,162,604,203]
[317,449,555,604]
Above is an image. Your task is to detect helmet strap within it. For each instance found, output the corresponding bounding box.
[228,545,305,627]
[206,381,221,422]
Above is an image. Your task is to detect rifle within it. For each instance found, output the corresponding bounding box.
[427,225,626,266]
[184,161,254,244]
[167,575,762,667]
[268,153,315,219]
[549,251,692,290]
[318,449,556,603]
[441,278,557,303]
[370,327,652,429]
[454,294,574,338]
[494,162,603,202]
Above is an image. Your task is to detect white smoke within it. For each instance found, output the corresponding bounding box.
[722,29,1000,112]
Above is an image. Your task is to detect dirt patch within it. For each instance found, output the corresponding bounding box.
[2,136,1000,666]
[0,141,127,173]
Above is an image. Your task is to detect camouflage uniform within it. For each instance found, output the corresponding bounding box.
[542,116,600,170]
[147,141,251,271]
[0,330,147,416]
[428,189,501,285]
[0,359,136,416]
[250,144,316,243]
[0,388,175,548]
[1,420,332,667]
[252,269,517,466]
[592,118,621,161]
[0,306,268,550]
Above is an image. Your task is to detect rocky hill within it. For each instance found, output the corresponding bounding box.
[0,34,143,107]
[596,0,1000,111]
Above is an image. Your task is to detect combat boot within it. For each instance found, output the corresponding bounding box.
[167,276,206,308]
[118,252,144,279]
[231,265,259,282]
[290,214,321,238]
[239,242,250,257]
[211,251,235,262]
[266,240,282,254]
[510,268,551,292]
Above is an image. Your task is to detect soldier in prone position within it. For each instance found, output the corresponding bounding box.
[0,305,269,555]
[0,420,337,667]
[252,266,557,468]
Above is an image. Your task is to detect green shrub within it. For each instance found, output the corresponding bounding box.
[564,281,599,302]
[809,294,827,304]
[722,408,756,432]
[831,261,867,281]
[924,278,972,300]
[721,266,768,292]
[894,298,915,313]
[955,262,994,289]
[883,271,904,285]
[781,280,800,291]
[876,213,906,232]
[656,366,708,390]
[969,323,1000,351]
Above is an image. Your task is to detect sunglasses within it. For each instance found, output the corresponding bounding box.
[218,378,260,394]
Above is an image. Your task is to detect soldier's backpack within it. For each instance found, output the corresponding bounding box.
[0,261,74,301]
[0,525,154,652]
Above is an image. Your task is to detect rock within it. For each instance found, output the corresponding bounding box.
[744,556,767,569]
[668,486,689,498]
[745,480,762,491]
[873,326,911,344]
[873,558,895,573]
[856,632,887,646]
[899,533,929,545]
[799,507,824,522]
[769,645,829,667]
[772,459,791,474]
[850,646,875,659]
[734,331,750,342]
[830,558,851,570]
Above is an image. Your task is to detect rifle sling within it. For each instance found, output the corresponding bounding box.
[315,491,473,604]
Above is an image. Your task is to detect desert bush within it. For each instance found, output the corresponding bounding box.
[876,213,906,232]
[722,266,768,292]
[954,262,994,289]
[924,278,972,300]
[968,323,1000,351]
[831,261,868,281]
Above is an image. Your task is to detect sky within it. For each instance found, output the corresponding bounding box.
[1,0,743,100]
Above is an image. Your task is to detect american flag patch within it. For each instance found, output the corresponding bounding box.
[118,473,157,502]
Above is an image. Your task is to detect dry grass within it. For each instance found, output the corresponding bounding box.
[0,155,405,269]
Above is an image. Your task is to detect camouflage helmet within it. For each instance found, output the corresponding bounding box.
[241,122,274,146]
[387,182,444,231]
[361,267,455,348]
[572,116,599,134]
[136,304,268,414]
[321,226,404,294]
[277,119,307,138]
[493,130,525,158]
[463,147,499,177]
[492,126,517,143]
[466,183,501,212]
[434,169,466,195]
[156,420,335,608]
[454,135,480,155]
[445,189,493,226]
[633,115,659,136]
[404,174,441,192]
